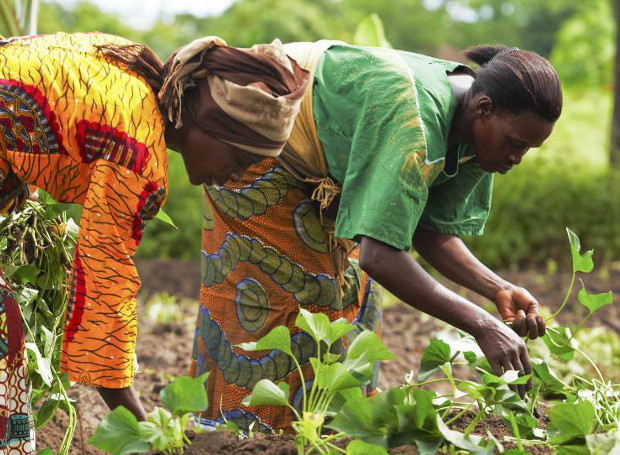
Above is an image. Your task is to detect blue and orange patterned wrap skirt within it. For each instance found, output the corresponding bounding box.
[190,159,382,433]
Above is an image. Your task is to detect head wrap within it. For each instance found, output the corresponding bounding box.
[159,37,310,157]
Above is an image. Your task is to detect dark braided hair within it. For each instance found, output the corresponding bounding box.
[464,45,563,122]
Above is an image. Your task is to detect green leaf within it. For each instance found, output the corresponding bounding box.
[88,406,151,455]
[343,331,395,378]
[36,449,54,455]
[418,339,451,381]
[323,352,341,364]
[326,386,365,414]
[317,363,360,393]
[160,373,209,417]
[139,407,181,452]
[436,415,490,454]
[347,331,395,363]
[532,359,566,396]
[586,428,620,455]
[346,439,389,455]
[392,389,441,452]
[25,342,53,387]
[237,326,293,357]
[482,371,530,387]
[504,414,538,439]
[327,318,355,345]
[576,282,613,315]
[543,327,576,361]
[463,351,478,364]
[328,398,386,446]
[242,379,289,407]
[41,325,55,358]
[155,209,177,229]
[548,402,596,445]
[566,228,594,273]
[34,397,59,429]
[295,308,330,344]
[13,265,39,285]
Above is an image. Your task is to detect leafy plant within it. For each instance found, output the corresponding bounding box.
[239,308,394,454]
[0,194,78,454]
[89,373,209,455]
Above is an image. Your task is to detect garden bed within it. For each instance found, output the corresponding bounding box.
[37,258,620,454]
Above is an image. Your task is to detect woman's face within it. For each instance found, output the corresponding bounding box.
[472,99,555,174]
[177,125,264,186]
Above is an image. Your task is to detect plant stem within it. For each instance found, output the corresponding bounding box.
[324,441,346,454]
[548,272,576,322]
[575,346,605,383]
[444,402,475,425]
[290,354,308,415]
[440,366,457,419]
[507,412,524,452]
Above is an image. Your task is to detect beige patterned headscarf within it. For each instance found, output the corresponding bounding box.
[159,37,310,157]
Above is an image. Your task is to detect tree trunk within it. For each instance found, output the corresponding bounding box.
[611,0,620,168]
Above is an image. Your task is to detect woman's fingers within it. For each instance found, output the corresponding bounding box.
[535,314,546,337]
[526,313,539,339]
[521,348,533,390]
[511,310,527,336]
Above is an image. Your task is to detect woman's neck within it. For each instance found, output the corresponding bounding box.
[447,74,475,148]
[164,122,183,153]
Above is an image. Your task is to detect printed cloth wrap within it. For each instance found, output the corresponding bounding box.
[191,159,382,433]
[0,32,168,388]
[0,271,34,453]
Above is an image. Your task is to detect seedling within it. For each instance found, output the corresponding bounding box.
[89,373,209,454]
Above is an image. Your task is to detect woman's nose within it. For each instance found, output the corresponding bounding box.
[509,153,525,165]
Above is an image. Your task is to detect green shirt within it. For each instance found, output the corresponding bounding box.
[313,44,494,251]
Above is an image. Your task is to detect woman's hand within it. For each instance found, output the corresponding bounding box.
[474,318,532,396]
[494,286,546,339]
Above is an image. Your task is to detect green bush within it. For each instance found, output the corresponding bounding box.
[466,162,620,268]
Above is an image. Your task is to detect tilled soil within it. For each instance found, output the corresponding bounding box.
[37,260,620,454]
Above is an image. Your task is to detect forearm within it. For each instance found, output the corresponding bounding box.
[360,236,495,337]
[412,226,509,300]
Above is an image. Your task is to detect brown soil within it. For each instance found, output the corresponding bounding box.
[186,431,297,455]
[36,260,620,454]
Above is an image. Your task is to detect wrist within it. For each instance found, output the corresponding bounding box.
[464,311,498,339]
[487,280,513,303]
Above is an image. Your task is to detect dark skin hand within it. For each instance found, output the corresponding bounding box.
[359,236,532,396]
[412,227,546,396]
[97,385,147,421]
[412,226,546,340]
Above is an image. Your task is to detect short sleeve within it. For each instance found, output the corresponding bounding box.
[418,161,494,236]
[314,47,446,251]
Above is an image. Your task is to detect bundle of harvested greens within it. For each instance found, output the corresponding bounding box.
[0,193,79,454]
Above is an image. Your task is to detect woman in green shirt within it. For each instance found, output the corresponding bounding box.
[190,43,561,432]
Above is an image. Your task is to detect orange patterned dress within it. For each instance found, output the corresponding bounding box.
[0,32,168,389]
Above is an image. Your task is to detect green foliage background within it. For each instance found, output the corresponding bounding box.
[2,0,616,267]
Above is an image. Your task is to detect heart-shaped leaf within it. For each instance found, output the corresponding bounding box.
[576,281,613,316]
[160,373,209,416]
[237,325,293,357]
[566,228,594,274]
[242,379,290,407]
[418,339,451,381]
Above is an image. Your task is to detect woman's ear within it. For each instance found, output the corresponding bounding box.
[475,95,493,117]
